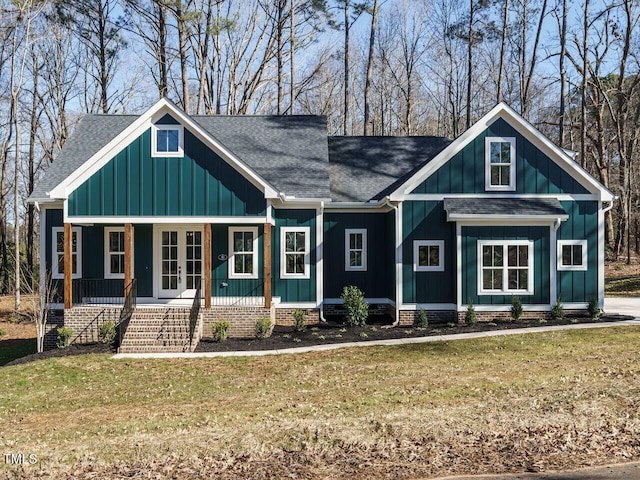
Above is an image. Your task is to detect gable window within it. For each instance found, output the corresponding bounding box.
[281,227,310,279]
[478,240,533,295]
[152,125,184,157]
[52,227,82,279]
[558,240,587,271]
[485,137,516,191]
[413,240,444,272]
[345,229,367,271]
[229,227,258,279]
[104,227,125,279]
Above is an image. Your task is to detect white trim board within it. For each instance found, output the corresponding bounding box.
[64,215,269,224]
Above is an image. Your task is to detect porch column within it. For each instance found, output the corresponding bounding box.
[64,222,73,309]
[124,223,134,307]
[204,223,211,308]
[264,223,272,308]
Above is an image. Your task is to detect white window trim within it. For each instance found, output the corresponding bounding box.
[228,226,259,279]
[52,227,82,279]
[151,124,184,157]
[280,226,311,279]
[558,239,588,271]
[345,228,367,272]
[413,240,445,272]
[104,227,126,279]
[485,136,516,191]
[477,240,533,295]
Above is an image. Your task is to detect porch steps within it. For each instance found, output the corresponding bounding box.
[118,308,201,353]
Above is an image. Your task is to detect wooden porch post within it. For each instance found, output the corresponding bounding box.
[204,223,211,308]
[264,223,272,308]
[124,223,133,306]
[64,222,72,309]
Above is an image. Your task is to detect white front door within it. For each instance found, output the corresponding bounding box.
[157,227,203,298]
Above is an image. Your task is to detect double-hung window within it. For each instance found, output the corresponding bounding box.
[345,229,367,271]
[413,240,444,272]
[558,240,587,271]
[485,137,516,191]
[104,227,125,279]
[478,240,533,294]
[281,227,310,279]
[52,227,82,279]
[229,227,258,279]
[152,125,184,157]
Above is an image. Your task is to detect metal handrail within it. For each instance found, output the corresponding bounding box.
[189,279,202,345]
[116,279,137,349]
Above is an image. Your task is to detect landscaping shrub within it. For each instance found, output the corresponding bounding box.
[255,317,273,339]
[98,320,116,344]
[415,309,428,328]
[588,297,601,319]
[510,296,523,321]
[551,297,564,320]
[0,328,5,336]
[293,309,307,332]
[465,301,477,325]
[341,285,368,326]
[56,327,74,349]
[211,320,230,342]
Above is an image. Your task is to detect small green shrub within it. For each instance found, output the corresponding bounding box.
[254,317,273,339]
[282,334,291,339]
[551,297,564,320]
[446,322,456,328]
[370,326,378,332]
[465,301,477,325]
[359,332,368,338]
[538,318,547,324]
[293,309,307,332]
[8,312,22,324]
[588,298,601,319]
[318,335,326,340]
[56,327,74,349]
[0,328,5,336]
[569,318,579,324]
[415,309,428,328]
[98,320,116,344]
[211,320,230,342]
[341,285,368,326]
[510,296,523,321]
[487,322,497,327]
[432,328,442,334]
[293,337,301,343]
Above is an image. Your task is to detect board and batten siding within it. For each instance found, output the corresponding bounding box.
[67,128,266,217]
[556,201,599,303]
[323,212,395,300]
[273,209,316,303]
[461,225,550,306]
[410,118,590,195]
[402,201,456,304]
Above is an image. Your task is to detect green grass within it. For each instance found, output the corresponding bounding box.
[606,274,640,296]
[1,327,639,477]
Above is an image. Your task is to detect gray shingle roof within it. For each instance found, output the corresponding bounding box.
[443,197,568,218]
[328,136,451,202]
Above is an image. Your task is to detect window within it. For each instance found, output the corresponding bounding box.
[413,240,444,272]
[485,137,516,191]
[345,229,367,271]
[229,227,258,279]
[478,240,533,295]
[558,240,587,271]
[52,227,82,279]
[281,227,310,279]
[151,125,184,157]
[104,227,125,279]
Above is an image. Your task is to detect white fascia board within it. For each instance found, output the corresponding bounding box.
[49,98,279,200]
[453,218,567,227]
[447,214,569,223]
[64,216,268,224]
[389,102,614,202]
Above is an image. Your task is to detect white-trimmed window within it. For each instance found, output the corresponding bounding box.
[345,229,367,271]
[478,240,533,295]
[558,240,587,271]
[485,137,516,191]
[281,227,310,279]
[151,125,184,157]
[52,227,82,279]
[229,227,258,279]
[104,227,125,279]
[413,240,444,272]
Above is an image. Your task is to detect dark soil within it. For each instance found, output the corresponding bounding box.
[195,313,632,353]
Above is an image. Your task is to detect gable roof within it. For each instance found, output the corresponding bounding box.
[328,136,450,202]
[389,102,615,202]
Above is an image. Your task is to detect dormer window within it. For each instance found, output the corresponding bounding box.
[152,125,184,157]
[485,137,516,191]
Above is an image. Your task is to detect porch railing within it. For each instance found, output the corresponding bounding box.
[210,277,265,306]
[72,279,128,306]
[189,280,202,344]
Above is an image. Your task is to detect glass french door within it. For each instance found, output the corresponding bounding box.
[158,228,203,298]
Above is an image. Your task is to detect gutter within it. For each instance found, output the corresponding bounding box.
[318,200,328,323]
[383,197,401,326]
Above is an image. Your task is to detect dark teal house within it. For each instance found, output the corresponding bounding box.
[29,100,614,351]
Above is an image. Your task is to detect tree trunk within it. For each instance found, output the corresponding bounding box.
[496,0,508,104]
[465,0,473,129]
[363,0,378,135]
[343,0,350,135]
[558,0,567,146]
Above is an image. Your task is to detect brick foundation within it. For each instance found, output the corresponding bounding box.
[323,303,392,317]
[201,306,275,339]
[456,309,589,323]
[275,308,320,327]
[46,307,124,350]
[397,310,457,326]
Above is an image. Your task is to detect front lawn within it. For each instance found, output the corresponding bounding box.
[606,259,640,296]
[1,326,639,479]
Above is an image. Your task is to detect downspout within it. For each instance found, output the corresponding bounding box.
[318,201,328,322]
[602,201,613,214]
[383,197,400,326]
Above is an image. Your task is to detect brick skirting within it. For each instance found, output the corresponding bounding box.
[397,310,457,326]
[275,308,320,327]
[201,306,275,339]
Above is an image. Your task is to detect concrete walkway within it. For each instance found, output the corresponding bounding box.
[112,318,640,359]
[604,297,640,317]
